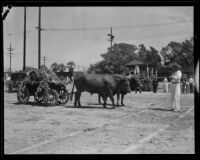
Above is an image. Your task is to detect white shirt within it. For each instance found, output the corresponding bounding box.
[6,77,11,81]
[163,78,168,85]
[189,78,194,84]
[171,70,182,83]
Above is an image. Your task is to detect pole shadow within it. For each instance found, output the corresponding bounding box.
[148,107,173,112]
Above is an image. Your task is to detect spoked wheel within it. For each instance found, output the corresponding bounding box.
[17,86,30,103]
[34,87,45,103]
[58,89,69,104]
[44,89,59,106]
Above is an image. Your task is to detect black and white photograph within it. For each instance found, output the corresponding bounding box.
[2,3,198,155]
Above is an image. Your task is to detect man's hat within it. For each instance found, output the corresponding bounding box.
[167,62,182,70]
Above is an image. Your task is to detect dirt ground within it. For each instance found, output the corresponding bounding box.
[4,84,194,154]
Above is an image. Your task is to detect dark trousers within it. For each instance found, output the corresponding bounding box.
[153,85,158,93]
[190,83,193,93]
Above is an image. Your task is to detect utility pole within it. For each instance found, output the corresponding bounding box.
[107,27,115,52]
[7,43,14,72]
[23,7,26,71]
[35,7,44,69]
[42,56,46,66]
[38,7,41,69]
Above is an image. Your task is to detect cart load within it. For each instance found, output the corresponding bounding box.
[17,69,69,105]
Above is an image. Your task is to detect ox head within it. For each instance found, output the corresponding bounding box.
[127,74,143,89]
[120,75,132,93]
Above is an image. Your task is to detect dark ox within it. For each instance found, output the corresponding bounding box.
[98,74,143,106]
[70,74,131,108]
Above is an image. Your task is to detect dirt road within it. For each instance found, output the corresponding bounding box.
[4,88,194,154]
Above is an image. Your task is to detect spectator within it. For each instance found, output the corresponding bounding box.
[152,77,158,93]
[182,79,187,94]
[189,75,194,93]
[186,79,190,94]
[163,77,168,93]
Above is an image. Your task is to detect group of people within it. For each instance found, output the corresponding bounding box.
[162,76,194,94]
[147,64,194,112]
[182,76,194,94]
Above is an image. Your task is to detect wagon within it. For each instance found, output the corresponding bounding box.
[17,70,69,105]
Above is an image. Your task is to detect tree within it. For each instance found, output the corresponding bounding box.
[24,66,38,72]
[58,63,66,72]
[100,43,138,74]
[160,37,193,66]
[67,61,75,69]
[40,64,48,71]
[149,47,161,76]
[180,38,194,66]
[51,63,59,72]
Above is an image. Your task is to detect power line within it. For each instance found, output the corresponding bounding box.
[38,21,192,32]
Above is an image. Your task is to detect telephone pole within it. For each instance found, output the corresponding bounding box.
[35,7,44,69]
[107,27,115,52]
[23,7,26,71]
[42,56,46,66]
[38,7,41,69]
[7,43,14,72]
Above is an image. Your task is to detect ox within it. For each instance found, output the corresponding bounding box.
[70,74,131,108]
[98,74,143,106]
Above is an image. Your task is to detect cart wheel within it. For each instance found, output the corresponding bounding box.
[58,89,69,104]
[45,89,59,106]
[17,86,30,103]
[34,86,45,103]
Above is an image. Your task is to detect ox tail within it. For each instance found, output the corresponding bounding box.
[69,81,75,101]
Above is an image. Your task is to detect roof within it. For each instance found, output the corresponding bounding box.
[125,59,144,66]
[167,62,182,69]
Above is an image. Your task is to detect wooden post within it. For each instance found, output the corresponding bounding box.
[23,7,26,71]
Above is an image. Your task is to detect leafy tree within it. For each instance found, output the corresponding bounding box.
[160,37,193,66]
[67,61,75,69]
[149,47,161,68]
[180,38,194,66]
[58,63,66,72]
[24,66,38,72]
[67,61,75,74]
[51,63,59,72]
[40,64,49,71]
[99,43,138,74]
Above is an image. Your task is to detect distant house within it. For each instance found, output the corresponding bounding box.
[125,59,146,76]
[125,59,159,78]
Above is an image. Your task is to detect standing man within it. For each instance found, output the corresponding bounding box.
[152,77,158,93]
[163,77,168,93]
[169,63,182,112]
[189,75,194,93]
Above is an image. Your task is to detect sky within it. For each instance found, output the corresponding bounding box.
[3,7,193,72]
